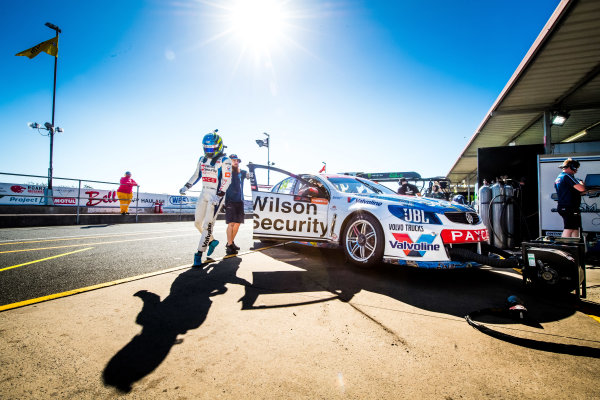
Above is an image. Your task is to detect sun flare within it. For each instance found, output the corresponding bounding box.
[228,0,287,51]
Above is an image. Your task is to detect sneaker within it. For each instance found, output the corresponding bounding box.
[231,242,240,251]
[207,239,219,257]
[226,244,238,255]
[193,252,203,267]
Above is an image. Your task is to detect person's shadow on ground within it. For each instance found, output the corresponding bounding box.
[102,257,248,393]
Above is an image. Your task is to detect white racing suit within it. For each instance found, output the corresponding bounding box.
[183,155,232,252]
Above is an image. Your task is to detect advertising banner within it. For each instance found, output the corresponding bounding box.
[539,154,600,235]
[0,182,198,212]
[0,183,45,205]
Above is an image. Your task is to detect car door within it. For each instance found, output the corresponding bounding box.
[248,163,329,241]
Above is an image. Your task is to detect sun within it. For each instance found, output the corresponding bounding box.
[227,0,287,51]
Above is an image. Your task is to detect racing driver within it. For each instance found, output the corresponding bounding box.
[180,130,232,266]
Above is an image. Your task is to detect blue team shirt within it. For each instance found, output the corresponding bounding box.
[554,171,581,207]
[226,169,247,203]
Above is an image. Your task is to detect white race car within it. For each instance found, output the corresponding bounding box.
[248,164,490,268]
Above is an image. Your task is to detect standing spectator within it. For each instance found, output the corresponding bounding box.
[554,158,586,238]
[225,154,247,255]
[398,178,420,196]
[117,171,138,215]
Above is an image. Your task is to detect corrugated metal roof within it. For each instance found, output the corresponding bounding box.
[448,0,600,183]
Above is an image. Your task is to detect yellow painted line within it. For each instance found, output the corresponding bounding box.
[0,242,286,313]
[0,247,94,272]
[0,233,195,254]
[588,315,600,324]
[0,228,193,246]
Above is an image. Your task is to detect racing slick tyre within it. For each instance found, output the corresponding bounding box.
[342,213,384,268]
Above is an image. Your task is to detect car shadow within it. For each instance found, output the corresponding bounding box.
[239,244,600,358]
[102,257,249,393]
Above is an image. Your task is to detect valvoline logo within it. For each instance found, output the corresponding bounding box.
[389,232,440,257]
[10,185,26,193]
[347,197,382,206]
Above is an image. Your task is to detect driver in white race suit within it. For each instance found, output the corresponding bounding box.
[180,130,232,266]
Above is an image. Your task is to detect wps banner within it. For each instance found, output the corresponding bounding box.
[0,182,198,211]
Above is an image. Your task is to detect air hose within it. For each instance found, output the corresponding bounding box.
[447,243,520,268]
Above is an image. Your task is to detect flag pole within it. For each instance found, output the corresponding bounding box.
[45,22,61,200]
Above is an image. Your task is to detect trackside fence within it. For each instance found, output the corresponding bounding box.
[0,172,200,224]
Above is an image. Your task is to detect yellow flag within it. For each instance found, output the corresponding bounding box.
[15,37,58,59]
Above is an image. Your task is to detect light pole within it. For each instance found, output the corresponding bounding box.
[25,22,61,205]
[46,23,60,197]
[264,132,270,185]
[255,132,272,185]
[28,122,63,204]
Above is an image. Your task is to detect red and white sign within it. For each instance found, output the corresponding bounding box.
[53,197,77,205]
[441,229,489,244]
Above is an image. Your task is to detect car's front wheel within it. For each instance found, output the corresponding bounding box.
[342,213,384,267]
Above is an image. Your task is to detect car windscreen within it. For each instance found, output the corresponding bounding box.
[327,176,396,195]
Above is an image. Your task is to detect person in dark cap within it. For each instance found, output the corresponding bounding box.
[224,154,247,255]
[554,158,586,238]
[398,178,420,196]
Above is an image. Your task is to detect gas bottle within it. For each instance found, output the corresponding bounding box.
[491,182,505,248]
[504,184,515,248]
[478,183,492,244]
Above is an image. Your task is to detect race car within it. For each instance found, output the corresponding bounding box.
[248,163,490,269]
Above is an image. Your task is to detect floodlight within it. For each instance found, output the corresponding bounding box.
[551,111,569,126]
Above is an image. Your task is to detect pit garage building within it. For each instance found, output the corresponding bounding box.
[447,0,600,238]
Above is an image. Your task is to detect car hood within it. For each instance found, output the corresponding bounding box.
[345,193,474,213]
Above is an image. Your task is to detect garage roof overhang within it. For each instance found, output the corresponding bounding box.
[447,0,600,184]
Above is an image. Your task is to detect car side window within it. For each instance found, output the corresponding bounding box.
[270,182,281,193]
[295,176,329,199]
[274,177,297,195]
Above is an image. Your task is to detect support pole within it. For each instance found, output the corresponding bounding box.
[543,110,552,154]
[46,23,60,205]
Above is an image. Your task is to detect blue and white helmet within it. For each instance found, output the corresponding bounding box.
[202,129,224,158]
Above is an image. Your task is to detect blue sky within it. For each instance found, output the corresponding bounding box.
[0,0,559,194]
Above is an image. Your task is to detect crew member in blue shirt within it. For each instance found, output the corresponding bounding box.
[554,158,586,238]
[225,154,247,255]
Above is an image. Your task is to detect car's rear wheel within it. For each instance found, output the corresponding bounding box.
[342,213,384,267]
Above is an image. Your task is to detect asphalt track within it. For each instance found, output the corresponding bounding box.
[1,221,600,398]
[0,222,255,307]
